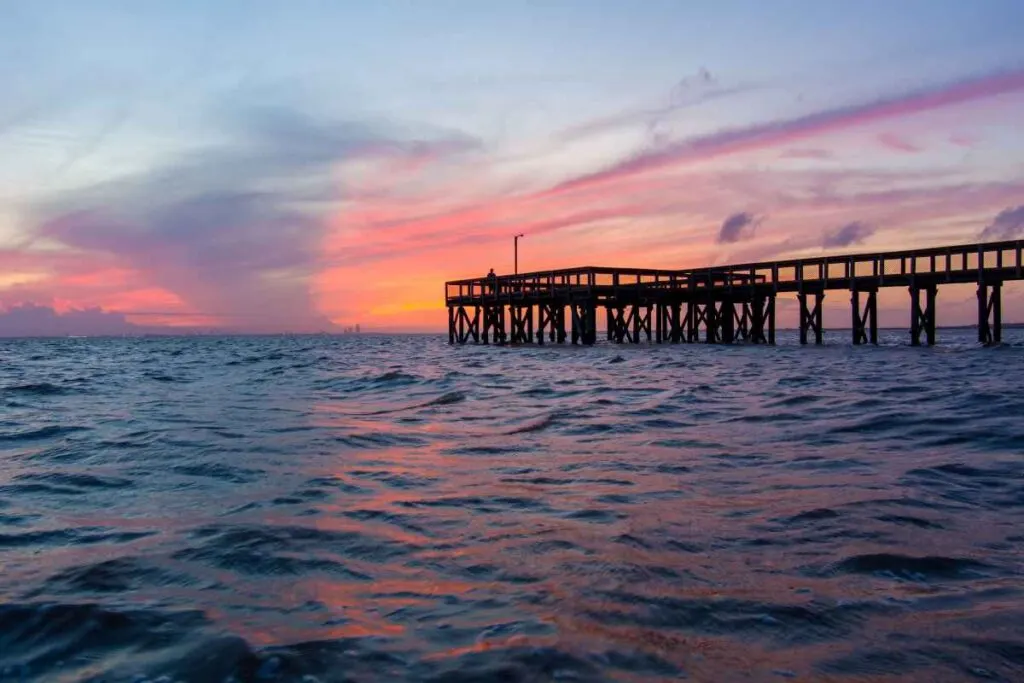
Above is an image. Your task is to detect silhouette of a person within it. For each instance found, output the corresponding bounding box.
[487,268,497,294]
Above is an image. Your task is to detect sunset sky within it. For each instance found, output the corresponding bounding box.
[2,1,1024,334]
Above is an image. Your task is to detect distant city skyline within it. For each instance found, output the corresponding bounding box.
[2,1,1024,335]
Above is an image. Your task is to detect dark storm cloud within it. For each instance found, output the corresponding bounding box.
[717,212,761,244]
[822,221,875,248]
[0,304,141,337]
[979,205,1024,240]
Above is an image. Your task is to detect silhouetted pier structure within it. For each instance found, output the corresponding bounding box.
[445,240,1022,347]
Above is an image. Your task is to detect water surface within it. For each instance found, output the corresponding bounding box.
[1,331,1023,682]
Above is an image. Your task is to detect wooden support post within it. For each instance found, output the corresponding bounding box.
[910,287,921,346]
[749,296,774,344]
[448,306,455,344]
[510,305,532,344]
[910,285,937,346]
[978,281,1002,346]
[605,306,614,341]
[686,301,699,343]
[655,303,664,343]
[555,305,566,344]
[815,292,824,345]
[851,289,862,345]
[731,301,751,342]
[853,290,878,345]
[925,286,936,346]
[571,303,581,345]
[670,303,682,343]
[585,302,597,345]
[704,301,719,343]
[570,302,596,345]
[509,306,520,344]
[484,305,503,344]
[610,306,623,343]
[798,291,824,345]
[868,290,878,345]
[798,293,808,345]
[978,284,988,344]
[720,300,735,344]
[992,282,1002,345]
[750,297,764,343]
[469,306,480,343]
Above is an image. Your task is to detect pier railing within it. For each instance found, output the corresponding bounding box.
[445,267,765,303]
[447,239,1023,304]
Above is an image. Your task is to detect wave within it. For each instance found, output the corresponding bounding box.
[0,425,89,442]
[1,382,70,396]
[505,411,561,434]
[821,553,995,581]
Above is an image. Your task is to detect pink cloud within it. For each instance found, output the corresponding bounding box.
[949,132,979,148]
[780,148,834,160]
[544,68,1024,196]
[878,132,920,153]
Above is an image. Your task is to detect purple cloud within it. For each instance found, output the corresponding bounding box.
[27,104,478,331]
[0,304,140,337]
[980,205,1024,240]
[823,221,876,248]
[717,212,762,244]
[878,133,920,153]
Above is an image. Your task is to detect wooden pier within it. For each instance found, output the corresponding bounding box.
[445,239,1022,346]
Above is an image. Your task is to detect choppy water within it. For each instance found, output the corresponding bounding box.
[2,331,1024,683]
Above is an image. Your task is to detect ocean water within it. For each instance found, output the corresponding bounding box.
[1,330,1023,683]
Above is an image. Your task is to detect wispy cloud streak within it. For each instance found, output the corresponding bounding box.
[560,69,758,142]
[547,69,1024,195]
[878,133,919,153]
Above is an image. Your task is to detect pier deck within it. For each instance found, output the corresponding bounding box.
[445,239,1022,346]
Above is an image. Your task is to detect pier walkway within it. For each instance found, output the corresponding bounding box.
[445,239,1022,346]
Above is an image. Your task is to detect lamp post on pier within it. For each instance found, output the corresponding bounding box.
[514,233,524,274]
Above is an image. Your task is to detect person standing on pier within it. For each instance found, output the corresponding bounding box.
[487,268,497,295]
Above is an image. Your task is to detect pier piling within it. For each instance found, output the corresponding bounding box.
[798,290,824,345]
[978,281,1002,345]
[910,284,937,346]
[851,288,878,345]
